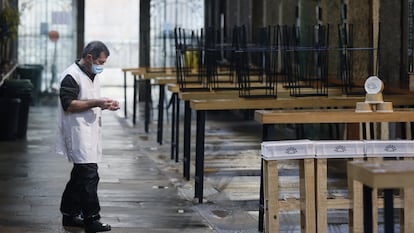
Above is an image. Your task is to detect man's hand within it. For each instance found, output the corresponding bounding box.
[66,98,120,112]
[108,100,120,111]
[97,98,114,110]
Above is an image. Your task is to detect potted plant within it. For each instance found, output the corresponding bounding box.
[0,3,20,64]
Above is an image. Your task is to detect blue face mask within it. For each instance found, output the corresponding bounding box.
[92,64,104,74]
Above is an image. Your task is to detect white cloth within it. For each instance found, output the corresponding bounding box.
[56,63,103,163]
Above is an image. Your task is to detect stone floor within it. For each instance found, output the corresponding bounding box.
[0,83,266,233]
[0,79,395,233]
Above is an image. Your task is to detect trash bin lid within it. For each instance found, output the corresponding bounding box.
[2,79,34,89]
[19,64,44,70]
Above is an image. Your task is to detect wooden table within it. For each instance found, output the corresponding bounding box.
[255,109,414,233]
[140,72,175,141]
[167,81,344,162]
[121,67,144,119]
[129,68,175,134]
[348,160,414,233]
[187,97,366,203]
[188,98,414,201]
[153,77,176,144]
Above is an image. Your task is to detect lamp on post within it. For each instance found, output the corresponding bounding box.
[48,30,59,92]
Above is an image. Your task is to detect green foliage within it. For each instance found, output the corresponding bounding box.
[0,6,20,39]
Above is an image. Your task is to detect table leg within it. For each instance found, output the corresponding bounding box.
[363,185,373,233]
[194,110,205,203]
[299,158,316,232]
[183,100,191,180]
[144,79,151,133]
[157,84,165,145]
[175,97,180,163]
[123,71,127,118]
[262,124,275,141]
[133,75,137,125]
[316,158,328,233]
[264,160,279,233]
[350,178,364,233]
[170,93,176,160]
[259,123,275,232]
[384,189,394,233]
[403,187,414,232]
[258,159,265,232]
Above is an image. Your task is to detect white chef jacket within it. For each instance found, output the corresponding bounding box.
[56,63,103,163]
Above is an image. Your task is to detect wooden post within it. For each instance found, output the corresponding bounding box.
[299,158,316,233]
[264,160,279,233]
[371,0,380,74]
[316,158,328,233]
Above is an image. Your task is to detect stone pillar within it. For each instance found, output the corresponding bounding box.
[320,0,342,80]
[252,0,264,27]
[225,0,252,41]
[139,0,150,68]
[379,0,405,86]
[280,0,297,26]
[76,0,85,58]
[346,0,403,85]
[139,0,150,101]
[263,0,279,26]
[299,0,317,46]
[346,0,372,83]
[299,0,317,26]
[204,0,222,28]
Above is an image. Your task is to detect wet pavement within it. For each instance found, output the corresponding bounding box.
[0,81,264,233]
[0,68,368,232]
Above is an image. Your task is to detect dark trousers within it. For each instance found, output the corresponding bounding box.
[60,163,101,222]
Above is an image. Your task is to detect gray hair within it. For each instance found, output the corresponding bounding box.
[82,41,110,59]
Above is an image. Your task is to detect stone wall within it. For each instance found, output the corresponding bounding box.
[203,0,408,87]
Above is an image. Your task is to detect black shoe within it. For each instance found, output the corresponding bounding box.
[62,215,84,227]
[85,220,111,233]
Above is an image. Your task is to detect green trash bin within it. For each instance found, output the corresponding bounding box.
[0,79,34,139]
[17,64,43,105]
[0,98,20,140]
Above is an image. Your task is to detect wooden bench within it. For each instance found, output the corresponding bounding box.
[348,160,414,233]
[255,109,414,233]
[261,140,317,233]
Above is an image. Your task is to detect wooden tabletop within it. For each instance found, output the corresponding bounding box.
[255,108,414,124]
[189,94,414,110]
[190,96,365,110]
[143,72,175,79]
[121,67,145,73]
[129,67,175,76]
[154,77,176,85]
[347,160,414,188]
[179,90,240,100]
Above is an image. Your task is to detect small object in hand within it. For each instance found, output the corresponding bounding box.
[110,100,120,110]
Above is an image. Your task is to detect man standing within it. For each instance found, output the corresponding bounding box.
[56,41,118,233]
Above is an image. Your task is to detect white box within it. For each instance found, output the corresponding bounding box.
[315,140,365,158]
[365,140,414,157]
[261,140,315,160]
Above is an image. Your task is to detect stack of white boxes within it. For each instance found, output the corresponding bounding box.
[261,139,414,158]
[260,139,414,233]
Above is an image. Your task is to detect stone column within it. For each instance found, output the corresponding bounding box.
[378,0,405,86]
[320,0,342,80]
[299,0,317,46]
[345,0,372,83]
